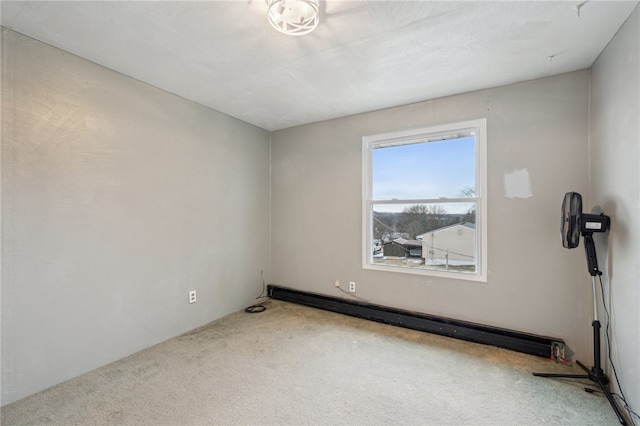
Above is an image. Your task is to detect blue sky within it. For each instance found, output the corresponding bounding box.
[372,136,475,202]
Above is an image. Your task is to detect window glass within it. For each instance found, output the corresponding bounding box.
[363,119,486,280]
[372,137,475,200]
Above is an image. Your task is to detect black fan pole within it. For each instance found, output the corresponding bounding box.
[584,233,601,277]
[533,233,628,425]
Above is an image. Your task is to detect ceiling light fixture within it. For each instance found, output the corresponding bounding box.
[267,0,319,36]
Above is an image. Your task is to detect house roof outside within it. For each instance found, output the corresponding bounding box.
[389,238,423,248]
[416,222,476,240]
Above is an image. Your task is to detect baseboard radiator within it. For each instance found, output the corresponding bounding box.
[268,285,562,359]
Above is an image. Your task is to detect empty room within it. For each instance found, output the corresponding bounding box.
[1,1,639,425]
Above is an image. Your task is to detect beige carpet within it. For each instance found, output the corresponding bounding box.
[1,299,623,425]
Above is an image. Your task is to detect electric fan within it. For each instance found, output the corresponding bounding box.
[534,192,627,425]
[561,191,583,248]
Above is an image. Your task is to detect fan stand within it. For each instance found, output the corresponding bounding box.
[533,233,627,425]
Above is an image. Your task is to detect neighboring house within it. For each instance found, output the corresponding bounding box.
[417,222,476,266]
[380,232,411,244]
[383,238,423,258]
[373,239,382,254]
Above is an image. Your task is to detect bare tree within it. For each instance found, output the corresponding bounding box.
[458,186,476,224]
[458,186,475,198]
[401,204,452,238]
[403,204,429,214]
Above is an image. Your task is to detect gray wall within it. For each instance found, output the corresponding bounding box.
[1,29,270,405]
[590,6,639,413]
[271,71,593,363]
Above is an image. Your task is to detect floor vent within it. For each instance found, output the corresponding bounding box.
[268,285,562,359]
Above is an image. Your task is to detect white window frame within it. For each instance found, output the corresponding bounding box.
[362,118,487,282]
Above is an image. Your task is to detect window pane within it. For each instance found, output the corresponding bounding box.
[371,202,477,274]
[364,119,486,279]
[372,136,475,200]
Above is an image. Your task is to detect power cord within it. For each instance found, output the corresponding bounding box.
[599,275,639,425]
[245,270,270,314]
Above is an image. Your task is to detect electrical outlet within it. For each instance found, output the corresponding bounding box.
[349,281,356,293]
[189,290,197,304]
[334,280,340,287]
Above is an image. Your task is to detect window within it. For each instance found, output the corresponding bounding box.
[362,119,487,281]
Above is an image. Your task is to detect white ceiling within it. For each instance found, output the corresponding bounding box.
[1,1,637,131]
